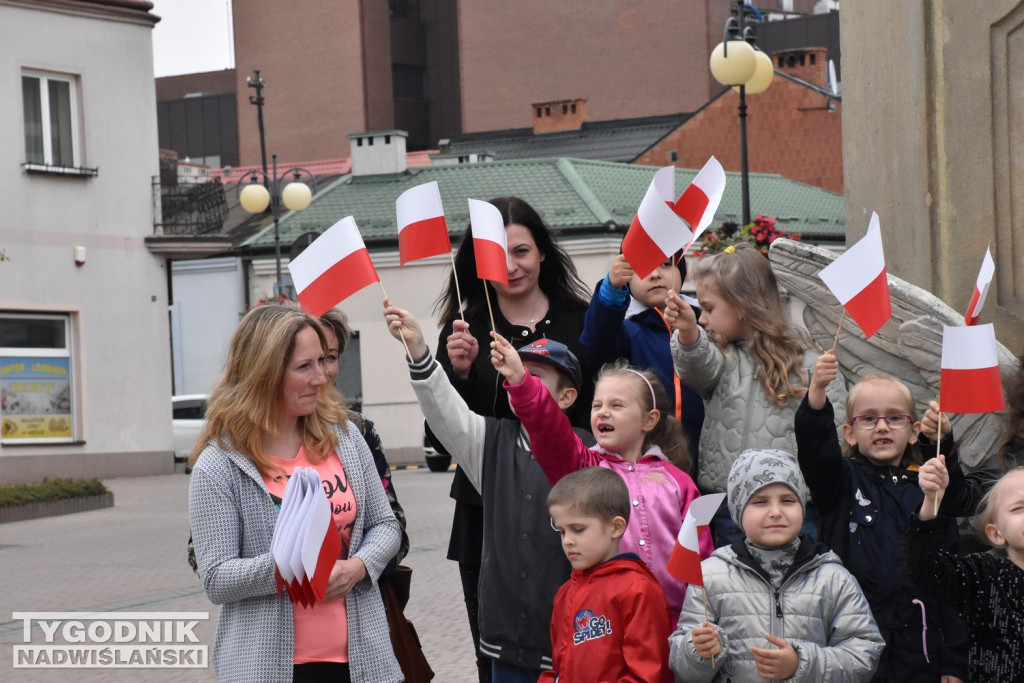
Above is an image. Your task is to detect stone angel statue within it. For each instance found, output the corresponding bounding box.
[768,237,1018,472]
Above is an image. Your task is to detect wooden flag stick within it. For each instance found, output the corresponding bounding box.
[379,281,413,360]
[450,252,465,321]
[701,585,715,668]
[934,409,943,517]
[483,280,498,336]
[831,308,848,353]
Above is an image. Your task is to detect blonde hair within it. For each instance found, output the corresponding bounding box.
[596,361,691,473]
[843,373,920,466]
[974,467,1024,542]
[691,243,807,405]
[188,305,346,475]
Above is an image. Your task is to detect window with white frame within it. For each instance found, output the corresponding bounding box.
[0,313,75,444]
[22,70,79,169]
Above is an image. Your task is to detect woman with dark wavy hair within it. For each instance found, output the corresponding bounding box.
[432,196,593,682]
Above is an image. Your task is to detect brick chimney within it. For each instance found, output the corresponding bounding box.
[774,47,829,88]
[532,98,588,134]
[348,130,408,176]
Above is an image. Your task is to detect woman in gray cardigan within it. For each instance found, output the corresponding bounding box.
[188,305,403,682]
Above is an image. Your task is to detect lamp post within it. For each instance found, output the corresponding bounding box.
[241,69,316,297]
[237,156,316,297]
[709,1,773,227]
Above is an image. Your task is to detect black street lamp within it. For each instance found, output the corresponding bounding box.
[709,2,774,227]
[240,69,316,296]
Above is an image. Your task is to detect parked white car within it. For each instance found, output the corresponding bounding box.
[172,394,207,462]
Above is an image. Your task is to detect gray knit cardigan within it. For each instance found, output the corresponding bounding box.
[188,420,404,682]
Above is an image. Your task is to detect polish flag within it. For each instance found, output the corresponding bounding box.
[818,212,891,338]
[468,199,508,285]
[940,324,1005,414]
[667,492,726,586]
[288,216,379,317]
[622,167,695,279]
[676,157,727,251]
[396,181,451,266]
[300,471,341,603]
[964,247,995,326]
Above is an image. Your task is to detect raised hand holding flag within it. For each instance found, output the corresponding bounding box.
[964,246,995,326]
[818,212,891,339]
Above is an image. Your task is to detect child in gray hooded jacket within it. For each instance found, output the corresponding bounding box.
[670,449,883,682]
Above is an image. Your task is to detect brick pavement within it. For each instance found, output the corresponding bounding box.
[0,468,477,682]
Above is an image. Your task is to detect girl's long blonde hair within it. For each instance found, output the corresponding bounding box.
[692,243,807,405]
[188,305,346,476]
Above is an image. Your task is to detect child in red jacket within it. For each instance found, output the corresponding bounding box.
[544,467,672,682]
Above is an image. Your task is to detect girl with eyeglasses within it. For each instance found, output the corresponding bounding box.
[793,351,969,683]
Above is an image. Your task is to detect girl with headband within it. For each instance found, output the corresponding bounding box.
[491,333,711,624]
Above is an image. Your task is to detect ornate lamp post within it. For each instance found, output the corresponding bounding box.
[709,1,774,226]
[240,69,316,296]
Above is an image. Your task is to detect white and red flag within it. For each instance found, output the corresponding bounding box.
[396,181,451,265]
[676,157,727,251]
[667,492,725,586]
[818,212,891,338]
[288,216,380,317]
[622,167,695,279]
[300,470,341,604]
[468,199,508,285]
[964,247,995,326]
[940,324,1005,414]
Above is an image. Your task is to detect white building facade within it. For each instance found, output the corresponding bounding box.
[0,0,172,483]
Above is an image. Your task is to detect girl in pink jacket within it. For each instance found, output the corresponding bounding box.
[491,332,713,622]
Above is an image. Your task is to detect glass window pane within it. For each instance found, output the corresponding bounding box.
[22,76,43,164]
[0,317,66,349]
[48,79,74,167]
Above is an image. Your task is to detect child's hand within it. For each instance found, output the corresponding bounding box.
[690,621,721,660]
[489,332,526,385]
[664,290,699,344]
[921,400,951,441]
[608,254,635,289]
[750,634,799,680]
[383,301,428,360]
[917,453,948,521]
[446,320,478,379]
[808,352,838,410]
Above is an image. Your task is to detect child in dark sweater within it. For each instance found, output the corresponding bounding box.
[909,463,1024,680]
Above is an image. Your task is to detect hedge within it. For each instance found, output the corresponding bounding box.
[0,478,110,508]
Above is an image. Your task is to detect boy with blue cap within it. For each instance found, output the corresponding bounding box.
[384,302,593,682]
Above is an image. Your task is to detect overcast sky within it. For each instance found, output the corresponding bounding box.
[151,0,234,78]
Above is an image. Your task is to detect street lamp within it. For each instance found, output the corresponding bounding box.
[237,156,316,297]
[709,1,774,226]
[241,68,316,296]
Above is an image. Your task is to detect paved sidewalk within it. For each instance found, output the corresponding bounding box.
[0,468,476,682]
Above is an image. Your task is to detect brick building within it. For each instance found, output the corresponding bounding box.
[636,46,843,193]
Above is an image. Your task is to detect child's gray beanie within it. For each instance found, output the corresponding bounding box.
[727,448,809,524]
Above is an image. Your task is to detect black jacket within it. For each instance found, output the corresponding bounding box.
[795,396,969,682]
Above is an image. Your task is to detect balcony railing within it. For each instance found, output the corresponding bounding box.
[152,176,228,236]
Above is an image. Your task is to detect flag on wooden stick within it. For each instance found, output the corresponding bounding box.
[818,212,891,338]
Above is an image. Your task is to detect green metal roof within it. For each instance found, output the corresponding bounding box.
[243,157,844,250]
